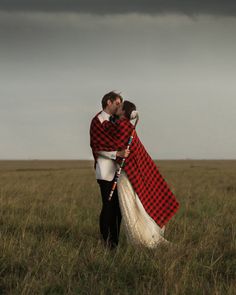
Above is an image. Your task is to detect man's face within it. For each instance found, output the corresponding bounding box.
[107,97,122,115]
[115,103,124,117]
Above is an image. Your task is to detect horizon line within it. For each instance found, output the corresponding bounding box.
[0,158,236,161]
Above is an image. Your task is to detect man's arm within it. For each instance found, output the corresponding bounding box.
[97,150,130,159]
[97,151,117,160]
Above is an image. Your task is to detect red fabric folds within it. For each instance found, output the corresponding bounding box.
[90,112,180,227]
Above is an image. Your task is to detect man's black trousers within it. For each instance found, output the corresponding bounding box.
[97,178,122,248]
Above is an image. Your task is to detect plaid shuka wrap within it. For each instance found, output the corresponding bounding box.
[90,112,180,227]
[90,112,118,168]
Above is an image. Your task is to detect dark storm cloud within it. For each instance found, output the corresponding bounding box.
[0,0,236,16]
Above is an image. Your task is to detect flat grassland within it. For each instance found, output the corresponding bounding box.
[0,160,235,294]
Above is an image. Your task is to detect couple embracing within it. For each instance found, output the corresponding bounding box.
[90,91,179,250]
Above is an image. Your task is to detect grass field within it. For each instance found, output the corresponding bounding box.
[0,160,235,294]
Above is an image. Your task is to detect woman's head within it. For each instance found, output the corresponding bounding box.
[116,100,136,119]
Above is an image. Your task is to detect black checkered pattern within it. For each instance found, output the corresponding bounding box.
[90,113,180,228]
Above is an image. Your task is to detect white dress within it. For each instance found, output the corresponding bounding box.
[117,170,169,248]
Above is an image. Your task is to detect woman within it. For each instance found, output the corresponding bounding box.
[102,101,179,248]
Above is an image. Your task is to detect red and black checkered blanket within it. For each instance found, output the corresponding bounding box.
[90,112,179,227]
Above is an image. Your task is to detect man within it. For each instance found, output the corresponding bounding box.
[90,91,130,249]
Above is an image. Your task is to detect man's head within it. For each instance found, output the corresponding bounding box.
[101,91,123,115]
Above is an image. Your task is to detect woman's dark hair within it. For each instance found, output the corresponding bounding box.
[101,91,123,109]
[123,101,136,119]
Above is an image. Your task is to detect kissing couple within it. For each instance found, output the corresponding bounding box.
[90,91,179,250]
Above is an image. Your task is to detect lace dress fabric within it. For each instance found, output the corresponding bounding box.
[117,171,169,248]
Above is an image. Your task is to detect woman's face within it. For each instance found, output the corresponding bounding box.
[116,103,125,117]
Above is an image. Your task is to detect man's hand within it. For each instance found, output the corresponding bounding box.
[116,149,130,158]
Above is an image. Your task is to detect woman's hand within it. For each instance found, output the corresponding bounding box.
[116,149,130,158]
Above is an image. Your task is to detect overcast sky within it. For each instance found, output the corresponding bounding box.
[0,1,236,160]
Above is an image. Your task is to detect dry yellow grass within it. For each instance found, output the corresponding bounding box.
[0,160,235,294]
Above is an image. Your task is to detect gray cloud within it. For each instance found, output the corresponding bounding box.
[0,0,236,16]
[1,11,236,159]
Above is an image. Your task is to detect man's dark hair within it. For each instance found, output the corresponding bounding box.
[101,91,123,109]
[123,101,136,119]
